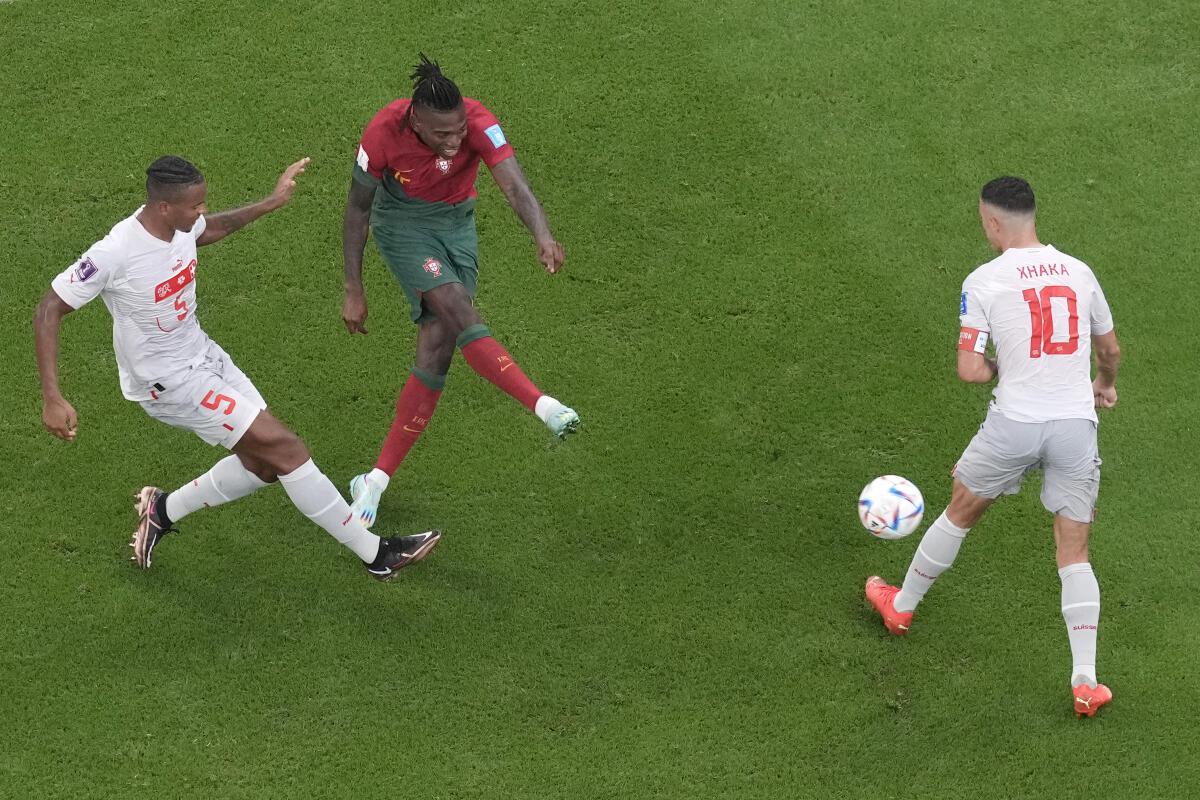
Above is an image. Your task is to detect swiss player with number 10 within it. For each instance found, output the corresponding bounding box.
[865,177,1122,717]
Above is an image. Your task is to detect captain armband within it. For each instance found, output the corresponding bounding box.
[957,327,989,354]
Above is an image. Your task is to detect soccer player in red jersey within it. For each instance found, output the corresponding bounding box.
[342,54,578,527]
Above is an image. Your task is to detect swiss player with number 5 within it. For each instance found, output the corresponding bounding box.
[865,177,1122,717]
[33,156,440,581]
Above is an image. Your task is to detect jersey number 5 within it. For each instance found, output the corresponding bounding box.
[1022,286,1078,358]
[201,391,237,415]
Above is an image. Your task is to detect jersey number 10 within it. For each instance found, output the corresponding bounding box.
[1022,286,1078,359]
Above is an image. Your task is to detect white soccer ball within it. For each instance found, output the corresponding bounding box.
[858,475,925,540]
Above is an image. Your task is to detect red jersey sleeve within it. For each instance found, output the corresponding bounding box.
[466,101,516,168]
[355,107,396,183]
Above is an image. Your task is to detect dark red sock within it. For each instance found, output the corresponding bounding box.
[375,373,443,475]
[461,336,543,412]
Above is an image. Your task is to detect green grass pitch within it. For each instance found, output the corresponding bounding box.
[1,0,1198,797]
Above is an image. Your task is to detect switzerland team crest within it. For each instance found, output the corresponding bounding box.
[422,258,443,277]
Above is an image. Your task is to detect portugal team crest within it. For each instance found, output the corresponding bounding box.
[435,156,451,173]
[422,258,443,277]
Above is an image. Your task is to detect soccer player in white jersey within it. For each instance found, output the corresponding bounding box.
[34,155,441,581]
[864,176,1122,717]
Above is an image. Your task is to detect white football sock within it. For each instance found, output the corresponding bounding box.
[278,459,381,563]
[894,511,970,613]
[166,455,270,522]
[367,467,390,491]
[1059,562,1100,688]
[534,394,561,424]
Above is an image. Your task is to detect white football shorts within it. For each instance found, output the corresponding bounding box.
[953,406,1101,523]
[138,341,266,449]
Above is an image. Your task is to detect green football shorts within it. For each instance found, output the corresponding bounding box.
[370,195,480,324]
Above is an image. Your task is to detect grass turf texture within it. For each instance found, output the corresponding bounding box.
[1,0,1198,796]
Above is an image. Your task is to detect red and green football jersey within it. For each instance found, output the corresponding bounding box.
[353,97,514,205]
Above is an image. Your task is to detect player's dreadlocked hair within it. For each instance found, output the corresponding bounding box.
[146,155,204,200]
[410,53,462,111]
[981,176,1036,214]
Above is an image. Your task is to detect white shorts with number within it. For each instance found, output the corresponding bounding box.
[139,341,266,449]
[953,406,1101,523]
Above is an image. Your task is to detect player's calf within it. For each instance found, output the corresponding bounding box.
[163,455,271,524]
[234,413,310,476]
[457,325,580,437]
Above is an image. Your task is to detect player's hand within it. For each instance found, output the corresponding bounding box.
[271,157,311,207]
[342,290,369,335]
[537,238,564,275]
[1093,379,1118,409]
[42,395,78,441]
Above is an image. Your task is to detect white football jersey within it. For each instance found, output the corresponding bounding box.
[51,208,213,401]
[959,244,1113,423]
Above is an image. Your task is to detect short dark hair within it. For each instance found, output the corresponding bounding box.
[146,155,204,201]
[981,176,1035,214]
[410,53,462,111]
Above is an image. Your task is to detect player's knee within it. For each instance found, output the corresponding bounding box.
[431,345,455,373]
[415,333,456,374]
[284,435,310,471]
[948,482,990,528]
[270,431,310,475]
[444,311,476,339]
[433,291,480,334]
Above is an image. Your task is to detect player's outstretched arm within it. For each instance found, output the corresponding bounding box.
[33,290,79,440]
[341,179,375,335]
[197,157,310,247]
[1092,329,1120,408]
[490,156,564,274]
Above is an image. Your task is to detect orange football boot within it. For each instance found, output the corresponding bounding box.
[865,576,913,635]
[1073,683,1113,718]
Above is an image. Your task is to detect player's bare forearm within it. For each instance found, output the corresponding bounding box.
[491,157,563,273]
[340,179,375,334]
[198,157,310,247]
[1092,330,1120,408]
[342,216,369,291]
[1093,330,1121,386]
[968,358,998,383]
[342,180,375,293]
[956,351,997,384]
[197,198,279,246]
[33,290,72,400]
[1095,352,1119,385]
[508,182,553,242]
[34,290,80,440]
[492,158,554,242]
